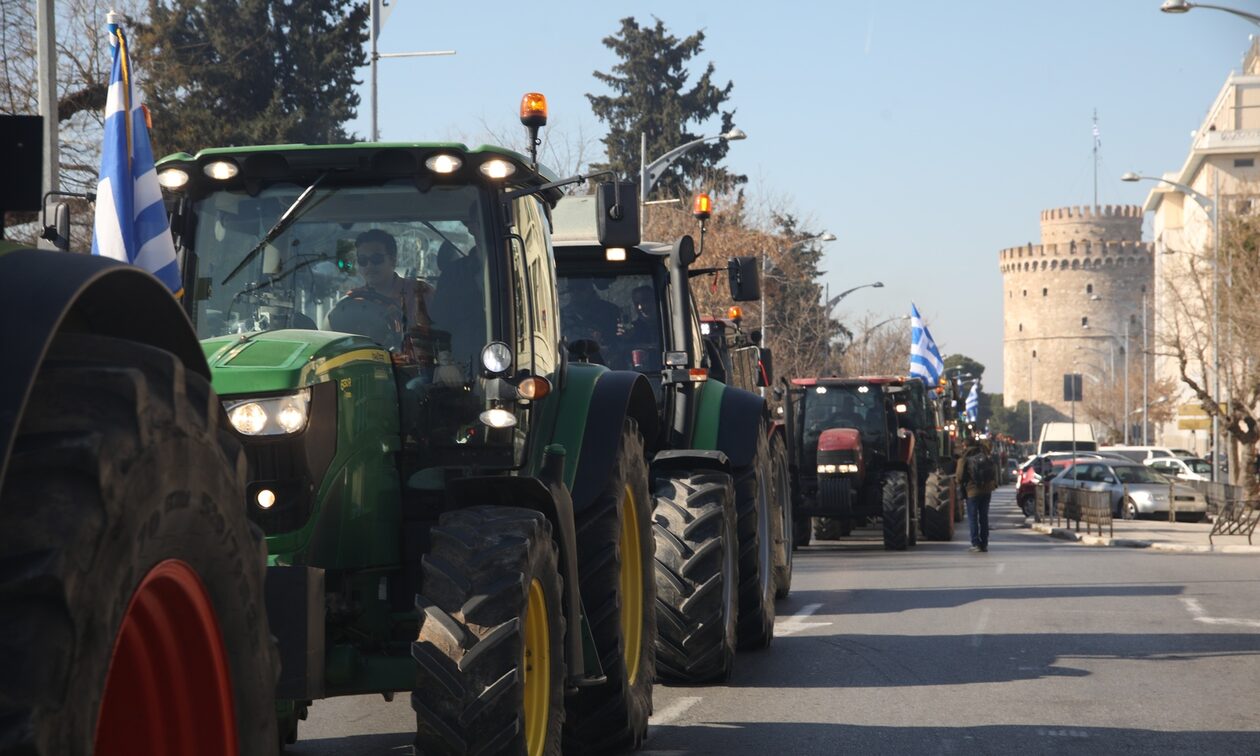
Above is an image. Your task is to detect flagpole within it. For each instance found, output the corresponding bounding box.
[1092,108,1099,209]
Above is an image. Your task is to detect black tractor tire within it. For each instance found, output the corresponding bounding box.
[793,516,812,548]
[652,469,739,683]
[813,516,852,540]
[734,430,777,650]
[920,472,956,542]
[881,470,912,551]
[412,506,565,756]
[0,334,278,756]
[563,419,655,753]
[769,434,794,599]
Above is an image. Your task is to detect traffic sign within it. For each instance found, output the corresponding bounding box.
[1178,418,1211,431]
[1178,403,1225,418]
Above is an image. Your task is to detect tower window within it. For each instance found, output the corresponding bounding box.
[1086,283,1093,294]
[1042,287,1048,297]
[1032,349,1037,358]
[1022,289,1027,297]
[1235,158,1254,168]
[1019,323,1023,332]
[1082,316,1089,327]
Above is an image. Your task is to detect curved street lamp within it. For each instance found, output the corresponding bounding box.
[1122,170,1221,478]
[1160,0,1260,25]
[639,128,747,208]
[760,232,836,348]
[825,281,884,312]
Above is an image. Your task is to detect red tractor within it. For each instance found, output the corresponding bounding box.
[785,376,921,550]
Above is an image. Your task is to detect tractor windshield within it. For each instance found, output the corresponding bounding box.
[797,384,888,472]
[187,180,494,378]
[558,273,661,372]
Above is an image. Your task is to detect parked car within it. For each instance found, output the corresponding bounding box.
[1145,456,1213,482]
[1100,445,1180,463]
[1016,452,1107,516]
[1050,460,1208,521]
[1037,422,1098,454]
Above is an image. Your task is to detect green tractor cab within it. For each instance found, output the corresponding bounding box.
[551,198,788,684]
[157,97,661,753]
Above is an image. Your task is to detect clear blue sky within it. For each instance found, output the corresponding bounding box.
[349,0,1248,392]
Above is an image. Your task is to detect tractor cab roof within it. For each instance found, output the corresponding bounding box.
[155,142,565,205]
[551,196,671,256]
[791,375,913,388]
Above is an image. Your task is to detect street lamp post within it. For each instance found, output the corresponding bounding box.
[825,281,884,313]
[1160,0,1260,25]
[1029,350,1037,443]
[857,315,910,374]
[639,129,746,233]
[1123,170,1221,480]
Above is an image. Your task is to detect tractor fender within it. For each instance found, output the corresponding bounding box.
[711,385,768,470]
[0,250,206,483]
[568,369,659,516]
[651,448,731,479]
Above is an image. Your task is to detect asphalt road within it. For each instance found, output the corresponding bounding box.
[290,487,1260,755]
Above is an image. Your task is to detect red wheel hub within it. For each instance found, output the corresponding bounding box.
[95,559,238,756]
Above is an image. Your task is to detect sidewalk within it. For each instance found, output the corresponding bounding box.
[1022,515,1260,554]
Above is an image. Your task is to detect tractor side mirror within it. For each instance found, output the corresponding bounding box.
[727,256,760,302]
[596,181,640,249]
[750,328,763,345]
[39,201,71,251]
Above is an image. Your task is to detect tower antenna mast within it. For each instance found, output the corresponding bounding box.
[1092,109,1100,208]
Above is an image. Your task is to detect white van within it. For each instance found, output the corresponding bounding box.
[1037,422,1097,454]
[1100,445,1178,463]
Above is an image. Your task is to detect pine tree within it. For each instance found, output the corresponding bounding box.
[587,16,743,198]
[135,0,367,156]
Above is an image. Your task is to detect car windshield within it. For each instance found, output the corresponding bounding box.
[1113,465,1166,484]
[1186,458,1213,473]
[188,180,493,375]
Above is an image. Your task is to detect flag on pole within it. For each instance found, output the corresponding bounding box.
[91,15,182,296]
[965,382,980,423]
[909,303,944,385]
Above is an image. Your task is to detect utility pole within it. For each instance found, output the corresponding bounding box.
[36,0,59,249]
[1142,292,1149,444]
[369,0,454,142]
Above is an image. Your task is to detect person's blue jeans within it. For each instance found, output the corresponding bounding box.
[967,492,992,549]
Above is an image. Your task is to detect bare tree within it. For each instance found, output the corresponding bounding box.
[1160,210,1260,495]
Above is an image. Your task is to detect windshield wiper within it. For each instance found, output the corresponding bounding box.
[220,171,330,286]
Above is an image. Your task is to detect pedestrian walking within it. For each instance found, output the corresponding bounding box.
[956,436,999,552]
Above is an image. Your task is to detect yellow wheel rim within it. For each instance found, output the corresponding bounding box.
[523,578,550,756]
[619,484,644,686]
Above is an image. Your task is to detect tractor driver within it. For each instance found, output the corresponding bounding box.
[328,229,433,350]
[562,278,620,350]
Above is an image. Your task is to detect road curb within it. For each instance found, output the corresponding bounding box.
[1025,521,1260,554]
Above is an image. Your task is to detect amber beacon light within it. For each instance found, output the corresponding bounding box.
[692,193,713,221]
[520,93,548,128]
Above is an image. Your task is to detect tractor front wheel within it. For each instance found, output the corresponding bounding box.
[412,506,565,756]
[734,430,777,650]
[652,469,739,683]
[769,434,794,599]
[881,470,911,551]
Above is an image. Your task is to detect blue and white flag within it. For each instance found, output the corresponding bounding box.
[91,17,181,296]
[909,303,944,386]
[965,382,979,423]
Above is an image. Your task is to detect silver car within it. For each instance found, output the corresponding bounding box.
[1051,460,1208,521]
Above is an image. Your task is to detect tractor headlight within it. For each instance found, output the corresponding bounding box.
[224,389,312,436]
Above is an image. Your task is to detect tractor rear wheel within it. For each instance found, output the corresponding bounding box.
[412,506,565,756]
[734,430,776,650]
[813,516,851,540]
[769,434,794,599]
[920,472,956,541]
[793,515,812,548]
[0,334,278,756]
[652,469,739,683]
[563,419,655,753]
[881,470,911,551]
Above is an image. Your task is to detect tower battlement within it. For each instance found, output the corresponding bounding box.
[1039,205,1143,221]
[998,240,1153,271]
[1038,204,1144,245]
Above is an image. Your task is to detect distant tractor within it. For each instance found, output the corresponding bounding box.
[785,377,923,550]
[551,197,781,684]
[154,95,661,753]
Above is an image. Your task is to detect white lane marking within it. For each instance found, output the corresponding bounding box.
[970,605,991,647]
[996,562,1006,575]
[649,696,701,726]
[1180,596,1260,628]
[776,603,833,636]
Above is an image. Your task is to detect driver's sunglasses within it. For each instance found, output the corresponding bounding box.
[357,252,391,266]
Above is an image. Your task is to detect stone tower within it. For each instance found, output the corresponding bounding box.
[999,205,1153,431]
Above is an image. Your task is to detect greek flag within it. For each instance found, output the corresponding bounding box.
[91,18,182,296]
[909,303,944,385]
[965,382,979,423]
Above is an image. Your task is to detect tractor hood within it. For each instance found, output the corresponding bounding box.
[818,428,861,452]
[202,330,391,395]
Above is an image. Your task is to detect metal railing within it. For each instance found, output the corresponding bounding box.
[1180,480,1246,517]
[1035,484,1112,537]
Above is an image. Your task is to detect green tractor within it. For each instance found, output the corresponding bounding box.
[550,198,781,684]
[155,96,660,753]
